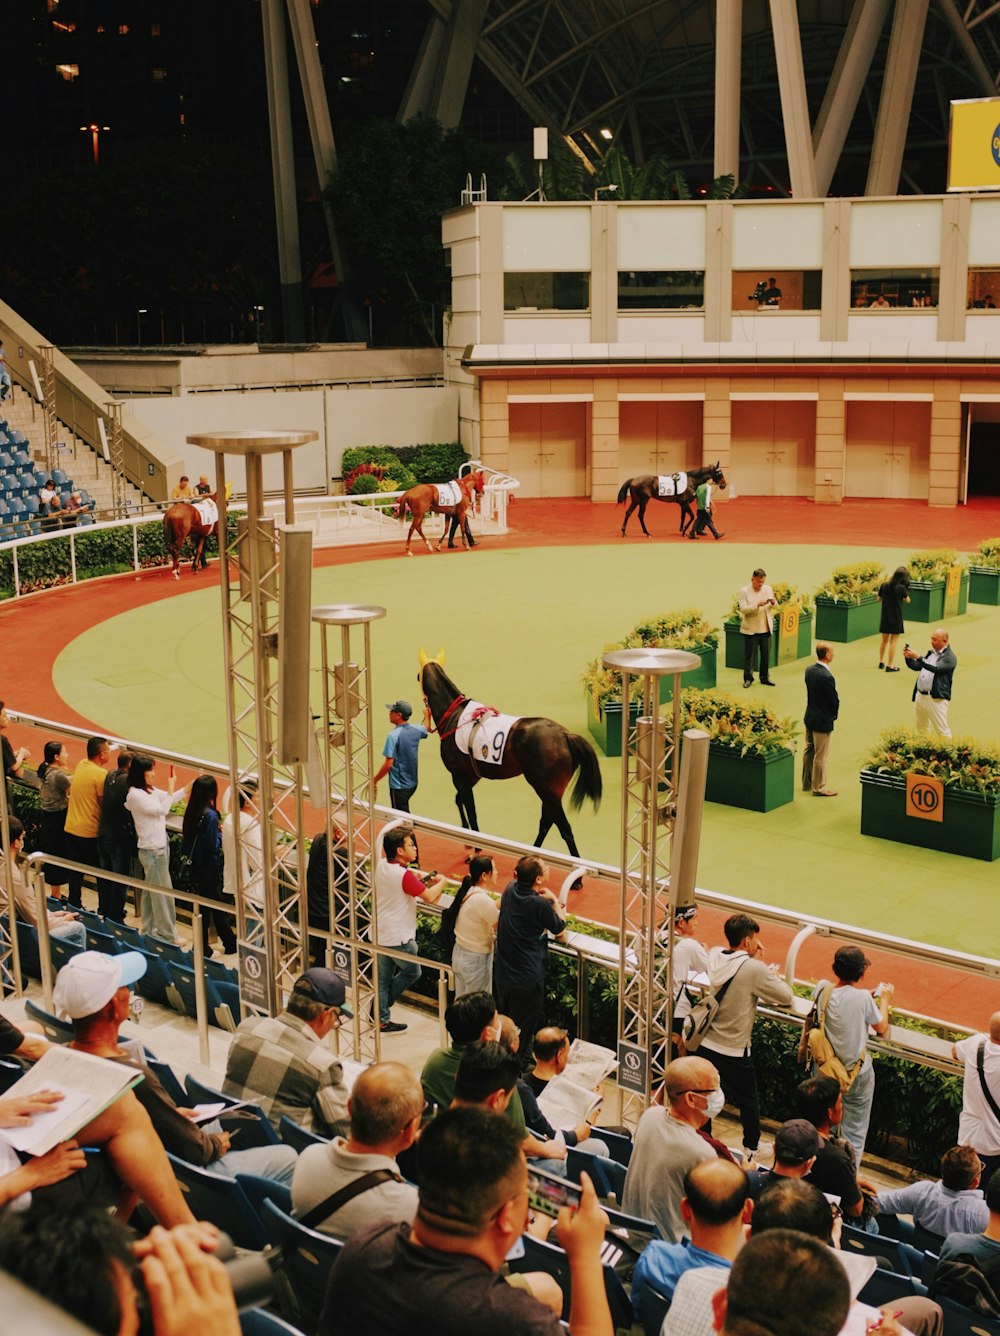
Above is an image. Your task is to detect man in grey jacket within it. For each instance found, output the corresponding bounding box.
[698,914,793,1163]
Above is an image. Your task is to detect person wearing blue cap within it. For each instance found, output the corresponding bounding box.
[374,700,431,814]
[58,951,297,1186]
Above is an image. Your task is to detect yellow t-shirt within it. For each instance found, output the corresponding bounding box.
[64,758,107,839]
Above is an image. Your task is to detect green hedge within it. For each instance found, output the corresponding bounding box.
[341,443,468,486]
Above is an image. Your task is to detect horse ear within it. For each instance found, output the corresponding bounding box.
[418,647,429,668]
[437,647,446,665]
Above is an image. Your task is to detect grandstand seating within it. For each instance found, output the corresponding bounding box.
[234,1171,293,1221]
[183,1074,280,1148]
[507,1231,634,1331]
[638,1280,671,1336]
[166,1153,269,1251]
[261,1196,344,1331]
[240,1309,306,1336]
[166,959,241,1030]
[279,1114,328,1153]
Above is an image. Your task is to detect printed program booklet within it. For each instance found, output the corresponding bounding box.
[1,1046,143,1157]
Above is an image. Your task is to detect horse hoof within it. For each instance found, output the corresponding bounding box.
[405,550,413,557]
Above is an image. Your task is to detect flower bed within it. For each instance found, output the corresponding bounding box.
[813,561,884,642]
[969,538,1000,605]
[681,687,799,812]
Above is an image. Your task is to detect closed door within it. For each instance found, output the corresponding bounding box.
[618,401,703,479]
[845,403,930,499]
[508,402,588,497]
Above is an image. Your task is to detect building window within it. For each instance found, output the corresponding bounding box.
[851,270,938,308]
[968,269,1000,310]
[732,271,822,311]
[55,63,79,80]
[618,271,704,310]
[118,24,129,35]
[151,23,161,37]
[504,272,589,311]
[152,68,167,82]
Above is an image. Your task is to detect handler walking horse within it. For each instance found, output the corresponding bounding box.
[419,650,602,858]
[163,495,220,579]
[618,462,726,537]
[396,470,484,555]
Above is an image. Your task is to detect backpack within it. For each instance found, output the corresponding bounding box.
[929,1252,1000,1318]
[683,958,747,1052]
[796,983,865,1094]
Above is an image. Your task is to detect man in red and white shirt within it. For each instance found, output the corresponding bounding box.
[374,825,444,1034]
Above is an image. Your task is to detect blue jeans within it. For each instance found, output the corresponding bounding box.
[53,920,87,949]
[215,1142,297,1187]
[378,938,421,1024]
[837,1058,875,1167]
[138,846,177,943]
[452,944,493,997]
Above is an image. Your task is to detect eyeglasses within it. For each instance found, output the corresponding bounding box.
[677,1088,716,1097]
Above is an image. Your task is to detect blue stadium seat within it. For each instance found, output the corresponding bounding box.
[859,1267,925,1308]
[14,921,42,981]
[147,1057,187,1107]
[13,451,30,468]
[588,1126,633,1164]
[24,998,74,1043]
[51,468,70,487]
[132,948,174,1008]
[0,452,13,469]
[240,1309,306,1336]
[85,925,123,955]
[840,1222,925,1280]
[507,1231,633,1331]
[638,1280,672,1336]
[165,960,241,1031]
[234,1171,292,1221]
[279,1114,327,1153]
[143,935,193,966]
[166,1153,268,1251]
[261,1197,344,1331]
[106,920,146,950]
[49,933,86,972]
[183,1074,279,1148]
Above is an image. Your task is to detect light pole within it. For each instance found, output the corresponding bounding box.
[80,123,110,164]
[137,308,147,346]
[253,305,265,343]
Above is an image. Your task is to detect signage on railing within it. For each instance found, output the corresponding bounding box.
[617,1039,648,1094]
[238,942,269,1008]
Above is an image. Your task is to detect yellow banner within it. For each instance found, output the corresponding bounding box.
[906,773,944,823]
[944,564,963,617]
[948,98,1000,192]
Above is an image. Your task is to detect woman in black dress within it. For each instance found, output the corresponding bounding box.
[878,565,910,671]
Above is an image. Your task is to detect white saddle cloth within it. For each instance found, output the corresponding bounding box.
[656,472,688,498]
[454,700,519,766]
[436,480,463,508]
[193,499,218,526]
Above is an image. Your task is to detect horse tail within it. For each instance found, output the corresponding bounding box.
[567,732,602,811]
[617,479,631,505]
[394,492,409,521]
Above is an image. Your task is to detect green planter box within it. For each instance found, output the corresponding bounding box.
[585,690,639,757]
[969,567,1000,606]
[723,612,813,671]
[705,744,795,813]
[660,645,717,701]
[907,572,968,622]
[814,593,881,643]
[860,770,1000,861]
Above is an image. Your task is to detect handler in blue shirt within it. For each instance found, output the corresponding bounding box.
[375,699,429,813]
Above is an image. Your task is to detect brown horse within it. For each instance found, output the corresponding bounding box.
[419,651,602,858]
[618,462,726,537]
[396,471,484,555]
[163,497,219,579]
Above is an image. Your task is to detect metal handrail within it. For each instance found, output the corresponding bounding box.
[4,713,987,1077]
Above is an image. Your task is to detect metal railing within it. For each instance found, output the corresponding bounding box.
[3,709,988,1079]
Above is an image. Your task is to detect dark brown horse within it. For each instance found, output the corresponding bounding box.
[618,462,726,537]
[396,471,484,555]
[163,497,220,579]
[419,651,602,858]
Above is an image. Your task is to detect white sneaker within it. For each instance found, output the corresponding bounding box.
[743,1139,772,1168]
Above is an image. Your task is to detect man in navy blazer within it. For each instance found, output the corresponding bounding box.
[904,627,957,738]
[803,644,839,797]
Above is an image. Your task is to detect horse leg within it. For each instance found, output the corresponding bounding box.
[454,782,479,832]
[621,498,637,537]
[190,535,203,574]
[638,498,652,538]
[416,515,435,553]
[679,500,692,534]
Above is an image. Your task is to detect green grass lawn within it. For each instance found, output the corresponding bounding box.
[55,541,1000,956]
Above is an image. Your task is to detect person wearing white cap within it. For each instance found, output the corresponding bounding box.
[57,952,297,1187]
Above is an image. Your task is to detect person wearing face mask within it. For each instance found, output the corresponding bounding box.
[622,1056,726,1243]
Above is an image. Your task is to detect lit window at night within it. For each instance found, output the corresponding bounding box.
[55,63,79,81]
[118,24,129,35]
[152,68,168,82]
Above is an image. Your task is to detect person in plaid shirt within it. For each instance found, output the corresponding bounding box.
[223,967,350,1137]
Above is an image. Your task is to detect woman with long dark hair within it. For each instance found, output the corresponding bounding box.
[37,740,72,900]
[878,565,911,671]
[182,774,236,956]
[440,854,500,996]
[125,755,187,944]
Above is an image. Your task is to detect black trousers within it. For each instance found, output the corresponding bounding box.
[742,632,772,684]
[700,1046,761,1150]
[496,980,545,1070]
[63,833,99,908]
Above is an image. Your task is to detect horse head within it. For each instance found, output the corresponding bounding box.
[417,649,462,722]
[712,462,727,489]
[463,470,485,496]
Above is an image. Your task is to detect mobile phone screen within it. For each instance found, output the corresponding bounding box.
[526,1166,581,1218]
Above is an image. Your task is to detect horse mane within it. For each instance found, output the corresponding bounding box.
[421,658,463,701]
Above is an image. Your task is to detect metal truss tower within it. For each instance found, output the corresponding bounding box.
[604,647,700,1122]
[105,401,128,518]
[311,605,385,1065]
[40,346,57,476]
[187,428,317,1015]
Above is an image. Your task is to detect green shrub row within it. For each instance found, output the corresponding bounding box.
[341,443,468,487]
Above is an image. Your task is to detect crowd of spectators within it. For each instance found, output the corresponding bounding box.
[2,761,1000,1335]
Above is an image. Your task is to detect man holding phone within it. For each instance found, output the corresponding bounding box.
[321,1105,613,1335]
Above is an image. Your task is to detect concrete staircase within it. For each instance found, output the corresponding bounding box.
[2,389,147,520]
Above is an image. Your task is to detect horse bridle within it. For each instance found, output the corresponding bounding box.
[425,692,467,739]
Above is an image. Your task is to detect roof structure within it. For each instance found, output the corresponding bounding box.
[409,0,1000,196]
